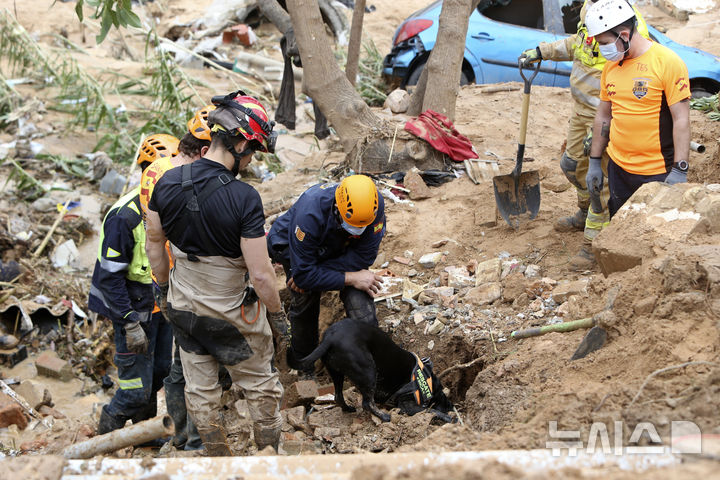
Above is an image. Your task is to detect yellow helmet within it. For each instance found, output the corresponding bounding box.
[137,134,179,165]
[335,175,379,228]
[187,104,216,141]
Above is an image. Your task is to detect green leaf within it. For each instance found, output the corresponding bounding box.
[96,9,113,43]
[110,9,119,28]
[75,0,84,22]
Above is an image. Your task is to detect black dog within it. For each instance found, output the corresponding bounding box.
[299,318,454,422]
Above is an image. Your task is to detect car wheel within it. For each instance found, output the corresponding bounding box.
[406,61,471,87]
[691,87,713,99]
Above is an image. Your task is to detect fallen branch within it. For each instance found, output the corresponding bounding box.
[438,357,483,378]
[628,361,719,407]
[33,198,71,258]
[481,85,521,94]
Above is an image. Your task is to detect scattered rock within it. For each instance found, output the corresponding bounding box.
[524,264,542,278]
[14,380,52,410]
[464,283,502,305]
[285,405,306,431]
[446,266,474,289]
[314,426,341,440]
[284,380,319,409]
[393,256,411,265]
[413,312,424,325]
[633,295,658,316]
[407,268,417,277]
[38,405,66,419]
[419,286,454,305]
[425,320,445,335]
[0,403,28,429]
[405,168,433,200]
[418,252,443,268]
[402,278,424,301]
[384,89,410,113]
[35,351,73,381]
[431,239,448,248]
[475,258,502,285]
[552,279,589,302]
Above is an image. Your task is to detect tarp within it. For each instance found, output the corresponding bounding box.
[404,110,478,162]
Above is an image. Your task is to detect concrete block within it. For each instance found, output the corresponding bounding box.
[14,380,52,410]
[418,252,443,268]
[405,169,432,200]
[0,404,28,429]
[552,279,589,303]
[464,282,502,305]
[475,258,502,285]
[284,380,319,409]
[35,351,73,381]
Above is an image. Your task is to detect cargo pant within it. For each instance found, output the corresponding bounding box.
[166,246,283,433]
[267,242,378,375]
[565,100,611,242]
[106,312,172,422]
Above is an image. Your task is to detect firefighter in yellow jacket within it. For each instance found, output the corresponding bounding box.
[519,0,648,269]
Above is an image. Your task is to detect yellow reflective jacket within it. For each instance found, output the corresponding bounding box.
[538,1,649,110]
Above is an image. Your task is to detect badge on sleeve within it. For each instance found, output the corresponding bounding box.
[373,222,384,234]
[294,225,305,242]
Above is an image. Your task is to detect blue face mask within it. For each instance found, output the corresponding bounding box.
[599,33,628,62]
[341,220,366,236]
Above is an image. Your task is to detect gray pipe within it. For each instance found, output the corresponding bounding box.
[690,141,705,153]
[62,415,174,459]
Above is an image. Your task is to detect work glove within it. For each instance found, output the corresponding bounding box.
[664,166,687,185]
[267,307,291,345]
[583,131,593,158]
[153,280,169,321]
[124,320,148,355]
[586,156,604,214]
[519,47,541,67]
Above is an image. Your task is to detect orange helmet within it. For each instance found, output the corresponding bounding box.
[187,104,215,141]
[137,134,179,165]
[208,90,277,153]
[335,175,379,228]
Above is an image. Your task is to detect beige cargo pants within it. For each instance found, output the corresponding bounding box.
[167,246,283,433]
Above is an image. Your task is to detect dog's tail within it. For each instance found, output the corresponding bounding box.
[297,338,331,369]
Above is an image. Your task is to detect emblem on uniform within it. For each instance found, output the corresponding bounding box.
[606,83,616,97]
[632,78,649,99]
[295,225,305,242]
[675,77,689,92]
[373,222,383,234]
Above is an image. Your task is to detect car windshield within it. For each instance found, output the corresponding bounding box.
[477,0,546,30]
[558,0,584,34]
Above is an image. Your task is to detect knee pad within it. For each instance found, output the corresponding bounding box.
[560,152,582,190]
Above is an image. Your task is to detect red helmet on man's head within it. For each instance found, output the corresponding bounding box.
[208,91,277,153]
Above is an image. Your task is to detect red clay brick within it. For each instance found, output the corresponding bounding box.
[0,403,28,429]
[283,380,319,409]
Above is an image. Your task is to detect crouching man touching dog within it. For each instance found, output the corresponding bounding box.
[267,175,385,377]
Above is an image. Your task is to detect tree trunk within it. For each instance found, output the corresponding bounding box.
[345,0,366,86]
[258,1,293,35]
[407,0,474,121]
[408,0,482,118]
[287,0,381,153]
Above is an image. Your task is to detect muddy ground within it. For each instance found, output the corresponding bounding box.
[0,0,719,476]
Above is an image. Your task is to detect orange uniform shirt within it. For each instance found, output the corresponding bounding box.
[600,43,690,175]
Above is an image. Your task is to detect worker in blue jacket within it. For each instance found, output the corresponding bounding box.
[267,174,386,377]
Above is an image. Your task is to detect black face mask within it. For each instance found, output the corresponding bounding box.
[220,133,255,175]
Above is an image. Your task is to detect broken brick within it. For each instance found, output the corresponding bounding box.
[313,427,341,441]
[317,384,335,397]
[285,405,306,430]
[0,403,28,429]
[35,351,73,381]
[284,380,319,409]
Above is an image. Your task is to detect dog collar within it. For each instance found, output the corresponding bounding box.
[388,353,435,408]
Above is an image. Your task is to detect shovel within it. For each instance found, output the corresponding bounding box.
[493,60,542,228]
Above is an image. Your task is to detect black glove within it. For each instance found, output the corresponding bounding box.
[153,281,169,321]
[124,320,148,355]
[586,156,604,214]
[267,307,290,344]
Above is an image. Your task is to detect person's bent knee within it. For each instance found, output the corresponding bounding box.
[560,152,582,189]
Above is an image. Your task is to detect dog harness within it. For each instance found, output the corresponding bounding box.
[388,353,435,408]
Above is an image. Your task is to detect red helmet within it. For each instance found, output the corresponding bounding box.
[208,91,276,153]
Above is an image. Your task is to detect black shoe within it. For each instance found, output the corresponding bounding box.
[97,405,126,435]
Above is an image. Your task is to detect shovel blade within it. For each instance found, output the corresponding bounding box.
[570,326,607,361]
[493,170,541,228]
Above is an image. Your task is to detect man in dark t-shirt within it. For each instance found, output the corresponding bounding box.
[145,92,287,455]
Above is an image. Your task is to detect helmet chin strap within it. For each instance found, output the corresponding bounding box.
[220,133,254,175]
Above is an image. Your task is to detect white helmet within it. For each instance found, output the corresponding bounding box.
[586,0,636,37]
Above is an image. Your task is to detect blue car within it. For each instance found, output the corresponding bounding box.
[382,0,720,96]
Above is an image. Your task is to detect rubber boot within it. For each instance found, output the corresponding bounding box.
[164,378,189,449]
[253,424,281,452]
[570,244,596,271]
[97,405,126,435]
[554,208,588,232]
[197,425,233,456]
